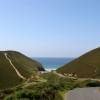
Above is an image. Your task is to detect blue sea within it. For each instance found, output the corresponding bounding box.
[33,57,74,71]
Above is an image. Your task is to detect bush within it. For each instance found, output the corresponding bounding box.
[54,92,63,100]
[4,95,14,100]
[15,90,35,99]
[4,73,76,100]
[86,81,100,87]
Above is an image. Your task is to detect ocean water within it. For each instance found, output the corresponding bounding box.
[33,57,74,71]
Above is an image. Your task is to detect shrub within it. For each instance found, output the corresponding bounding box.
[15,89,35,99]
[4,95,14,100]
[86,81,100,87]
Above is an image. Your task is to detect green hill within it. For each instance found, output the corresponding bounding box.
[0,51,44,89]
[57,47,100,78]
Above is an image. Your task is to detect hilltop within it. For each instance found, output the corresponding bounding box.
[57,47,100,78]
[0,51,44,89]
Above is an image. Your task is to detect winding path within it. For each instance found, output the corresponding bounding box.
[4,53,26,80]
[65,87,100,100]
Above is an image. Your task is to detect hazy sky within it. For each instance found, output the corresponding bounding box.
[0,0,100,57]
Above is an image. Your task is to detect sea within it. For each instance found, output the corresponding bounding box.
[33,57,74,71]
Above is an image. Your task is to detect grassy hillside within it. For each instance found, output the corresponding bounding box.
[57,47,100,78]
[0,51,44,89]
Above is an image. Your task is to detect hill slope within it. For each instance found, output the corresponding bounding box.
[57,47,100,78]
[0,51,44,89]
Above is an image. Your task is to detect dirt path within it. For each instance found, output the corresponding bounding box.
[65,87,100,100]
[4,53,26,80]
[53,71,65,77]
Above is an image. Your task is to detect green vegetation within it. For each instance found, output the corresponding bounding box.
[2,72,100,100]
[3,72,76,100]
[0,51,44,89]
[1,48,100,100]
[73,79,100,88]
[57,47,100,78]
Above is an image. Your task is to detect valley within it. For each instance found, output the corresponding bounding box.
[0,48,100,100]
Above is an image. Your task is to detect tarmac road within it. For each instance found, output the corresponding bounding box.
[65,87,100,100]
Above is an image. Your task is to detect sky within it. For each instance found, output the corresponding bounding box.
[0,0,100,57]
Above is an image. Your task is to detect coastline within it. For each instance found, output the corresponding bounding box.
[45,68,57,72]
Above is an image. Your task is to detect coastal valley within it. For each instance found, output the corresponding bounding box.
[0,47,100,100]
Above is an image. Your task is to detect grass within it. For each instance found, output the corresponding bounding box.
[3,72,100,100]
[57,47,100,78]
[54,92,64,100]
[3,72,76,100]
[2,47,100,99]
[0,51,44,89]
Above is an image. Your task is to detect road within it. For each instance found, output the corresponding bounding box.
[65,87,100,100]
